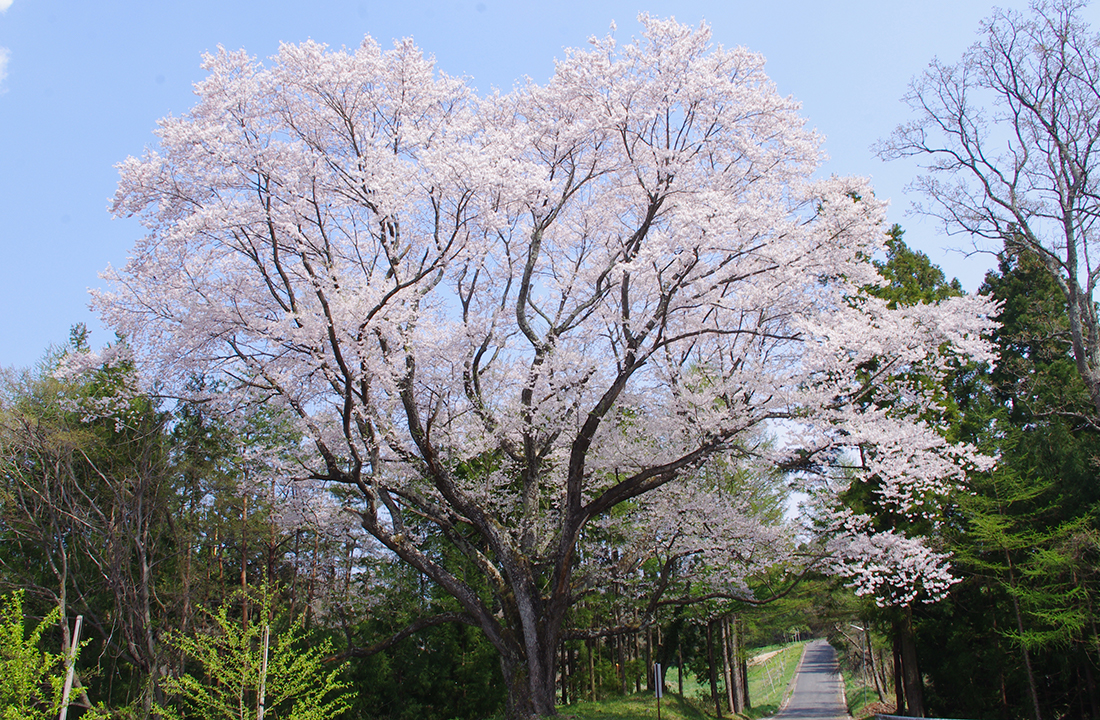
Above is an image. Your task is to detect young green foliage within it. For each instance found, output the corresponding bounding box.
[0,591,107,720]
[158,596,353,720]
[0,590,64,720]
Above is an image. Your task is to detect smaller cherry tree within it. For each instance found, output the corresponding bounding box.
[580,457,796,624]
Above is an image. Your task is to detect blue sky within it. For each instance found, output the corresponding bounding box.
[1,0,1088,370]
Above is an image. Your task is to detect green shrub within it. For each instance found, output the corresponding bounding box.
[158,600,353,720]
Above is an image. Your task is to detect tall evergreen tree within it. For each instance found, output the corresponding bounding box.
[918,245,1100,720]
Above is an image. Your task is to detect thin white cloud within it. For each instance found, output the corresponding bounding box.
[0,1,12,89]
[0,0,11,88]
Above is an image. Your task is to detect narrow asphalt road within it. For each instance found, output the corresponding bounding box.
[773,639,849,720]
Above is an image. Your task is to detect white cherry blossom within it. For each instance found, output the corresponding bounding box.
[97,17,995,718]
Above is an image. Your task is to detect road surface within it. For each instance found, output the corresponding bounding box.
[773,639,849,720]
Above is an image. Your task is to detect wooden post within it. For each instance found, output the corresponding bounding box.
[655,663,663,720]
[58,615,82,720]
[257,624,270,720]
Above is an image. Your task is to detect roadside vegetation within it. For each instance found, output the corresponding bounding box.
[554,641,807,720]
[744,643,805,717]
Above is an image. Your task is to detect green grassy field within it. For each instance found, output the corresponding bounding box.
[553,640,808,720]
[743,641,806,718]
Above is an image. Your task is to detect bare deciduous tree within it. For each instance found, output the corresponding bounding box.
[880,0,1100,415]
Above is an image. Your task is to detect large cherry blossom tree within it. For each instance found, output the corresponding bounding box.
[98,17,994,718]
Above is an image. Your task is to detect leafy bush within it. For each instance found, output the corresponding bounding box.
[0,590,64,719]
[158,599,353,720]
[0,591,107,720]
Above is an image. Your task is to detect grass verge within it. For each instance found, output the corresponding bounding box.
[555,640,807,720]
[837,660,893,719]
[554,690,711,720]
[743,642,805,718]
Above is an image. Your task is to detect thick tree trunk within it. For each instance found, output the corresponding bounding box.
[876,647,888,702]
[892,627,906,715]
[899,607,925,718]
[741,653,751,710]
[502,658,533,720]
[646,626,653,692]
[678,642,684,697]
[721,617,735,713]
[500,646,559,719]
[728,616,745,713]
[560,642,568,706]
[1009,590,1042,720]
[1003,552,1041,720]
[1084,656,1099,720]
[588,639,596,701]
[707,620,723,718]
[617,632,627,695]
[864,622,884,702]
[240,493,249,634]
